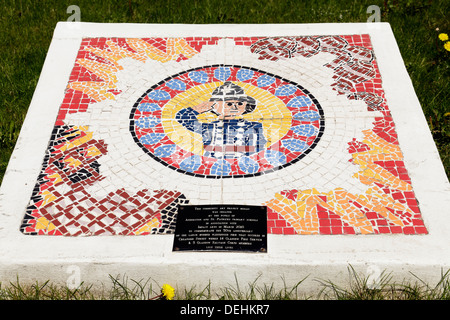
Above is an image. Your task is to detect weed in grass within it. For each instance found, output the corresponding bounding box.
[3,268,450,300]
[317,266,450,300]
[179,280,213,300]
[217,273,309,300]
[400,269,450,300]
[0,276,97,300]
[255,277,308,300]
[316,265,395,300]
[0,274,310,300]
[108,274,160,300]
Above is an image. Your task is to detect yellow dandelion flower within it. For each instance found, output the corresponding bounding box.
[439,33,449,41]
[161,284,175,300]
[444,42,450,52]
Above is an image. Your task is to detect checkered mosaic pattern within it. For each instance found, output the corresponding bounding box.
[20,35,427,236]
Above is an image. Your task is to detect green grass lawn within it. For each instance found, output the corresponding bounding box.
[0,0,448,182]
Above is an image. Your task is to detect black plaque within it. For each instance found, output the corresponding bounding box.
[173,205,267,252]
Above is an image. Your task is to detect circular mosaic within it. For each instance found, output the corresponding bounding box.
[130,65,324,178]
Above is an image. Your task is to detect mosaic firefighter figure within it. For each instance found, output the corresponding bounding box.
[176,82,266,159]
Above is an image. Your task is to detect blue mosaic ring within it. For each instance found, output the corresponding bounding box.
[130,65,324,178]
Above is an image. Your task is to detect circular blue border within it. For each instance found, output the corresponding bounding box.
[129,65,325,178]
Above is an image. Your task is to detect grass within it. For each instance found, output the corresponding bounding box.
[317,266,450,300]
[0,0,448,181]
[2,267,450,300]
[0,274,307,300]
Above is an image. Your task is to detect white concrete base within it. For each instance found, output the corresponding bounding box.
[1,22,449,296]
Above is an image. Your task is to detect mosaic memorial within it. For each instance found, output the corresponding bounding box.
[1,23,449,292]
[19,33,426,238]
